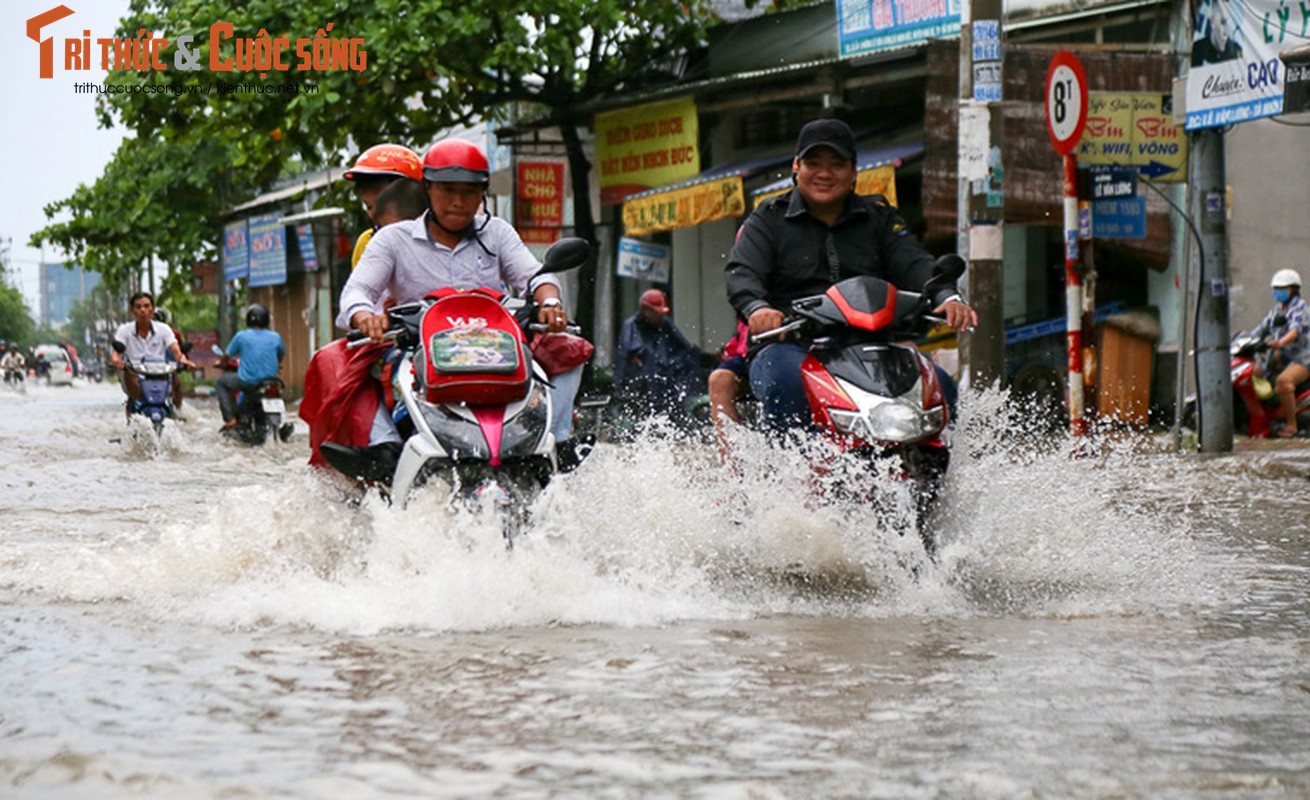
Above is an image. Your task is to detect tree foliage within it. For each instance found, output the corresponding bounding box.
[0,278,35,346]
[36,0,746,328]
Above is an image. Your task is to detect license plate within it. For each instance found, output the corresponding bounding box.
[261,398,285,414]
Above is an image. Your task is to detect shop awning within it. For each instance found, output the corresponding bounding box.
[751,140,925,208]
[621,152,793,237]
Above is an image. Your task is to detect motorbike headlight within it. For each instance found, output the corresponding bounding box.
[829,408,873,440]
[500,381,550,459]
[865,397,944,443]
[418,402,491,461]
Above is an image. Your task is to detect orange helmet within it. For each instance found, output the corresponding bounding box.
[344,144,422,181]
[422,139,490,185]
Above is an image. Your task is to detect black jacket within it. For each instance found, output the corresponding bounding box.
[725,189,955,321]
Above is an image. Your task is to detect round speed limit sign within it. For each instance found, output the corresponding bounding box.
[1045,51,1088,155]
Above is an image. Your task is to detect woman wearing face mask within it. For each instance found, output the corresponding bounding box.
[1258,269,1310,437]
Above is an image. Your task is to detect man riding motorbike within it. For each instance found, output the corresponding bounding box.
[313,137,585,482]
[110,292,197,414]
[217,303,287,433]
[344,143,424,269]
[724,117,976,432]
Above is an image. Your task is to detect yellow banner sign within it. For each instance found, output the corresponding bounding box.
[596,97,700,205]
[623,175,746,237]
[1077,92,1186,182]
[753,164,899,208]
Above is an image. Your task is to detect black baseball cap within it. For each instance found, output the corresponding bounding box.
[795,119,857,162]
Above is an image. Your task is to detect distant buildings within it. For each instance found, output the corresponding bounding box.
[40,262,99,326]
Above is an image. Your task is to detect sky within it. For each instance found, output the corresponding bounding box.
[1,0,131,312]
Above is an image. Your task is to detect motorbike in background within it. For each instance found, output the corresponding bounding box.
[326,237,595,544]
[753,255,967,556]
[1185,322,1310,437]
[213,345,292,445]
[111,341,183,435]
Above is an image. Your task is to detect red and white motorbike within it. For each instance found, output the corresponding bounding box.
[1184,324,1310,438]
[753,256,966,555]
[331,237,593,541]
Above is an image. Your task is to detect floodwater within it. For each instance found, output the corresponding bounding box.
[2,379,1308,799]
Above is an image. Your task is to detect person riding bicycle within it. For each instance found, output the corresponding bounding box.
[217,304,286,433]
[1256,268,1310,437]
[724,117,976,432]
[1,343,25,383]
[312,137,584,482]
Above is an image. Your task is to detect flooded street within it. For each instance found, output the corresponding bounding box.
[2,380,1308,798]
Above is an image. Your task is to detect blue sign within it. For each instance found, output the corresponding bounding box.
[836,0,961,58]
[616,238,671,283]
[296,225,318,272]
[222,220,249,282]
[1092,196,1146,239]
[246,215,287,288]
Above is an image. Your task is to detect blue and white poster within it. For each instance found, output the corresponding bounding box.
[246,215,287,288]
[836,0,961,58]
[1185,0,1289,129]
[222,220,249,282]
[616,238,671,283]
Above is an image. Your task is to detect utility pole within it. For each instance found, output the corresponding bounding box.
[1188,127,1233,452]
[958,0,1006,388]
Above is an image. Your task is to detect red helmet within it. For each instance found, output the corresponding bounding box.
[344,144,422,181]
[422,139,490,185]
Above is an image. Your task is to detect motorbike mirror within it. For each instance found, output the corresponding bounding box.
[933,254,967,283]
[111,341,126,354]
[179,341,194,354]
[537,237,591,275]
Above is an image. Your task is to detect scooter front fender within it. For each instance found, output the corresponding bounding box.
[392,435,451,504]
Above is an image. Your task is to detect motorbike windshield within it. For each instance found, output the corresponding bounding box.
[819,276,908,332]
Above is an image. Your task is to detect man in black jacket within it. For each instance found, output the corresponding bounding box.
[725,118,977,430]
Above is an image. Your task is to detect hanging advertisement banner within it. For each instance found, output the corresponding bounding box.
[835,0,962,58]
[622,175,744,237]
[753,164,898,208]
[596,97,700,205]
[222,219,249,282]
[1185,0,1288,129]
[246,215,287,288]
[516,160,565,227]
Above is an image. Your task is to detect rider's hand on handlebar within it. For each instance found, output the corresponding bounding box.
[934,298,979,333]
[536,304,570,334]
[351,311,391,343]
[748,307,786,339]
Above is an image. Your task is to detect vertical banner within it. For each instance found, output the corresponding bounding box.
[296,225,318,272]
[1185,0,1287,128]
[516,160,565,245]
[246,215,287,288]
[595,97,700,205]
[222,220,249,282]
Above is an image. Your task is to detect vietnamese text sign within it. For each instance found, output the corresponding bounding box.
[616,238,671,283]
[754,164,899,208]
[596,97,699,206]
[1092,196,1147,239]
[222,220,249,282]
[516,160,565,227]
[1078,93,1186,181]
[836,0,962,58]
[1089,166,1139,199]
[1185,0,1287,129]
[246,215,287,288]
[623,175,744,237]
[296,225,318,272]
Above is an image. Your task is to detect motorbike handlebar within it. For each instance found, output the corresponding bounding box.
[527,323,583,335]
[749,318,807,345]
[346,330,400,350]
